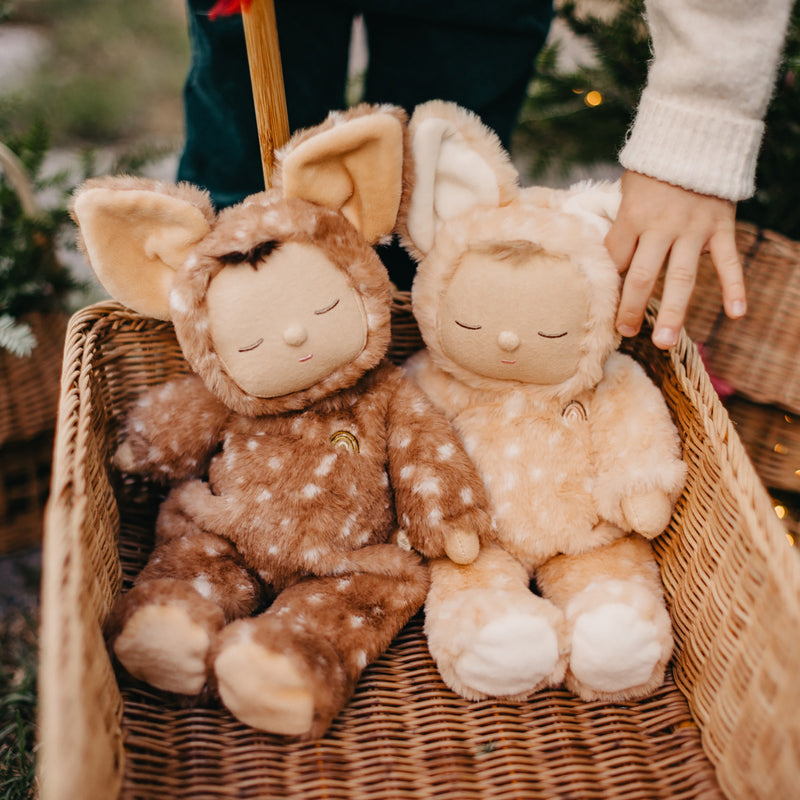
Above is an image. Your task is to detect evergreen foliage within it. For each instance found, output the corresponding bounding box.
[0,121,80,356]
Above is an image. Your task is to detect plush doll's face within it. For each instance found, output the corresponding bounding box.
[438,243,589,385]
[206,241,368,397]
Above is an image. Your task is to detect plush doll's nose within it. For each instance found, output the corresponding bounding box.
[283,324,308,347]
[497,330,520,352]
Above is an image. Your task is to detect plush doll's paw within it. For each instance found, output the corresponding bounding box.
[111,582,225,694]
[427,592,567,701]
[213,622,314,736]
[564,579,673,701]
[443,528,480,565]
[621,490,673,539]
[113,439,138,473]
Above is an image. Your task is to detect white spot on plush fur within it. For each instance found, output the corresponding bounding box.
[337,578,352,591]
[340,514,356,538]
[397,433,411,448]
[504,442,522,459]
[570,603,661,693]
[502,472,517,491]
[460,487,474,506]
[315,453,337,477]
[354,650,368,669]
[356,530,371,546]
[169,288,188,315]
[302,483,322,499]
[308,593,324,604]
[193,575,214,600]
[257,488,272,503]
[400,465,416,480]
[428,508,443,525]
[414,477,441,497]
[247,439,258,451]
[350,615,365,628]
[437,443,455,461]
[529,466,544,481]
[268,457,282,470]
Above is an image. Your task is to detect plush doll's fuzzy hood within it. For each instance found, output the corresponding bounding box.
[411,189,623,403]
[170,192,392,418]
[71,103,408,419]
[398,100,623,403]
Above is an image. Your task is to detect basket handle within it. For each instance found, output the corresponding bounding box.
[241,0,290,187]
[0,141,38,217]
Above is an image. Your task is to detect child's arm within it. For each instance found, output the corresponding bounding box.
[609,0,792,348]
[385,368,491,563]
[114,374,230,482]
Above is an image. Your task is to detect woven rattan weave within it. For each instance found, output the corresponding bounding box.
[0,312,67,553]
[680,222,800,412]
[39,296,800,800]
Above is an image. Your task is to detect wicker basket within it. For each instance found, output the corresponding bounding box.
[657,222,800,496]
[38,296,800,800]
[681,222,800,411]
[0,311,68,554]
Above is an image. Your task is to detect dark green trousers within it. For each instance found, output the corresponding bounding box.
[177,0,553,287]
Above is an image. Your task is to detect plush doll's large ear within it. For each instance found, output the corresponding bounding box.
[279,106,405,245]
[71,177,214,320]
[402,101,520,258]
[559,180,622,238]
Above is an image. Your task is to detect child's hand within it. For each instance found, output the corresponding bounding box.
[606,171,746,349]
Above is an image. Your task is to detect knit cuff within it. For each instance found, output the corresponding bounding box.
[618,92,765,201]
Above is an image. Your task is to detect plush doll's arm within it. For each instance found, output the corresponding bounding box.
[591,352,687,537]
[403,350,471,418]
[386,369,491,563]
[115,374,230,482]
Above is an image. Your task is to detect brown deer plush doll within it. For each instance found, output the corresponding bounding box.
[71,104,489,739]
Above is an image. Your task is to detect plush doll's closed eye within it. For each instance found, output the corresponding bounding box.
[398,101,687,703]
[71,104,490,739]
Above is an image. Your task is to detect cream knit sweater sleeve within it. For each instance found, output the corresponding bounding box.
[619,0,793,201]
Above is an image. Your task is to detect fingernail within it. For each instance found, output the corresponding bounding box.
[729,299,747,318]
[652,327,677,348]
[617,323,638,337]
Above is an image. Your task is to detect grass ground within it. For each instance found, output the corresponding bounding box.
[0,554,41,800]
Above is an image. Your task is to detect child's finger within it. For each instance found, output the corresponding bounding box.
[709,229,747,319]
[615,233,671,338]
[651,236,703,349]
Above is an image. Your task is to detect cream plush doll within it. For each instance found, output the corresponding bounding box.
[70,105,490,739]
[398,101,687,703]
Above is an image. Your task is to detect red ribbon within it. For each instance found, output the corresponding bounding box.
[208,0,253,20]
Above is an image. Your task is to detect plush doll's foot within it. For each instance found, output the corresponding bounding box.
[109,579,225,694]
[564,579,673,701]
[212,620,315,737]
[427,591,567,701]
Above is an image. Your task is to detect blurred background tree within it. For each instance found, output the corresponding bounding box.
[1,0,188,147]
[517,0,800,240]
